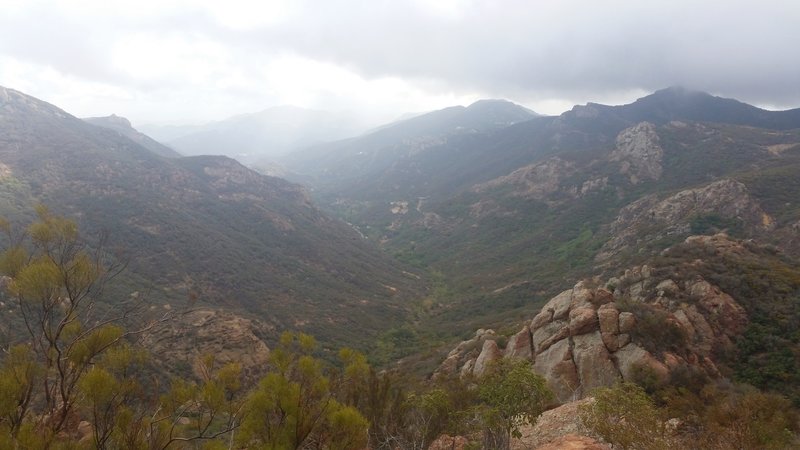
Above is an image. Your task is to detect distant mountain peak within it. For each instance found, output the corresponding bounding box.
[467,98,539,117]
[84,114,133,129]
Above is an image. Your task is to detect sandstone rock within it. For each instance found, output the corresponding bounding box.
[512,398,602,450]
[436,354,461,378]
[617,333,631,348]
[611,122,663,185]
[592,288,614,306]
[569,306,598,335]
[531,308,554,329]
[538,289,573,323]
[533,339,580,402]
[505,326,533,360]
[473,157,576,201]
[618,312,636,334]
[615,343,668,383]
[689,280,748,336]
[473,339,503,377]
[601,332,619,352]
[143,309,271,382]
[533,320,569,353]
[460,359,475,378]
[597,304,619,335]
[571,282,595,308]
[572,332,621,394]
[599,179,773,260]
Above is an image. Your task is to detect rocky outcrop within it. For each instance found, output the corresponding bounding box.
[436,236,749,402]
[473,157,575,201]
[598,178,773,260]
[143,308,271,382]
[433,329,499,379]
[610,122,663,184]
[512,398,608,450]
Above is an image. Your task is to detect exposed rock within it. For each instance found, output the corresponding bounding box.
[533,320,569,354]
[572,332,621,394]
[533,339,580,402]
[569,306,598,335]
[597,304,619,335]
[512,398,604,450]
[473,339,503,377]
[142,309,271,383]
[610,122,663,184]
[618,312,636,334]
[615,343,669,383]
[473,157,576,201]
[435,237,751,402]
[599,179,773,260]
[505,326,533,360]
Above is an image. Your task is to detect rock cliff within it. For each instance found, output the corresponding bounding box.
[610,122,663,184]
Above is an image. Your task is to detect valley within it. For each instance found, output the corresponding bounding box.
[2,85,800,448]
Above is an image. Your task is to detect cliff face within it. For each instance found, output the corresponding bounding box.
[436,234,751,403]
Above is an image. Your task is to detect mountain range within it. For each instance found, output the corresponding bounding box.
[0,86,425,351]
[2,84,800,397]
[273,87,800,369]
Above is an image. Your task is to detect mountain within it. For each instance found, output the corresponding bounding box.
[142,106,371,164]
[84,114,182,158]
[0,86,426,350]
[586,86,800,129]
[280,98,540,195]
[284,87,800,363]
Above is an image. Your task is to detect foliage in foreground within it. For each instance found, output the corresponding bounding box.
[580,382,800,450]
[0,210,553,449]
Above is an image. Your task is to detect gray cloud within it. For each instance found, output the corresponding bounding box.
[2,0,799,122]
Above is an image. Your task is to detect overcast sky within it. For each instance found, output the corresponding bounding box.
[2,0,799,126]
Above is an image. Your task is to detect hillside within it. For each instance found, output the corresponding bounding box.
[84,114,182,158]
[280,99,539,195]
[287,87,800,360]
[0,86,426,350]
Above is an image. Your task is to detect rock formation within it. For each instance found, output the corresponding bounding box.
[610,122,663,184]
[436,235,749,403]
[142,308,272,382]
[599,178,773,260]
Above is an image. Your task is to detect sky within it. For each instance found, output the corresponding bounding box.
[1,0,799,126]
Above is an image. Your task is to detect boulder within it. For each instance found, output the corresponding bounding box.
[597,304,619,335]
[569,306,598,335]
[533,320,569,353]
[615,343,668,383]
[473,339,503,377]
[533,339,580,402]
[505,325,533,360]
[572,332,621,393]
[618,312,636,334]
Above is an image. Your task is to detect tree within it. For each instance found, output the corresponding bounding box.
[477,358,553,450]
[0,208,250,449]
[0,206,169,440]
[237,332,368,449]
[579,382,670,450]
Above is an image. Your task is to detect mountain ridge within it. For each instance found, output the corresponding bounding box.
[0,85,427,350]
